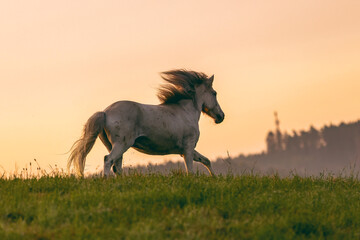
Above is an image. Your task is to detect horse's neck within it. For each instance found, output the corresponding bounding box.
[177,99,201,121]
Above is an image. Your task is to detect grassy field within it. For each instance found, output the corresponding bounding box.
[1,172,360,239]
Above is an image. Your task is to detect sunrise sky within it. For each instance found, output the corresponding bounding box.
[1,1,359,172]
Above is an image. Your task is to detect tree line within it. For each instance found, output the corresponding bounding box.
[266,120,360,160]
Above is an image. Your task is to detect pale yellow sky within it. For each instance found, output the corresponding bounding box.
[1,1,359,172]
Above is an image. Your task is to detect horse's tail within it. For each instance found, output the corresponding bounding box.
[68,111,106,176]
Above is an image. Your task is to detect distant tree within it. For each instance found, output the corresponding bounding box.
[322,124,341,153]
[308,126,322,149]
[300,126,321,152]
[282,132,290,151]
[266,131,277,154]
[284,131,301,153]
[320,121,360,164]
[275,129,283,152]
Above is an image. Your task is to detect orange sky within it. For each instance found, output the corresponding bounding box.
[1,1,360,172]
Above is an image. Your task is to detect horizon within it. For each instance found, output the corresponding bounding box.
[1,1,360,172]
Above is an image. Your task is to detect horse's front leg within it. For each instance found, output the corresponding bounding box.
[194,150,215,176]
[182,147,194,175]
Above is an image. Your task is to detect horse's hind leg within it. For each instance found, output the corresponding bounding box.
[194,150,215,176]
[112,155,123,174]
[99,130,112,153]
[104,143,130,176]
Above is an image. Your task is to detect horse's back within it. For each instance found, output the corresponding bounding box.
[103,100,168,135]
[102,100,191,154]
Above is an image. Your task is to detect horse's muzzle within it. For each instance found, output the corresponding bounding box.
[215,113,225,124]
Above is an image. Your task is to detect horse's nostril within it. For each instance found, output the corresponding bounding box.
[215,113,224,123]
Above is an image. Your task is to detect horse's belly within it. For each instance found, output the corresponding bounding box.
[132,136,181,155]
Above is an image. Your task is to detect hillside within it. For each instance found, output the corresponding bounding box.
[1,174,360,239]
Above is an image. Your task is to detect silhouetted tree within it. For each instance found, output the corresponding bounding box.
[284,131,301,153]
[266,131,277,154]
[275,129,283,152]
[299,126,321,152]
[308,126,322,149]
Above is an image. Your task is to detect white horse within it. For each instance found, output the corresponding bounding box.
[68,70,225,176]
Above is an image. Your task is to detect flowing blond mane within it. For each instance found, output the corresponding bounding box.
[157,69,208,104]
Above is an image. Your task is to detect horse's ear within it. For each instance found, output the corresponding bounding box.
[207,75,214,86]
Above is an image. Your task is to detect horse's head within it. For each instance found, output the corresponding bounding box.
[200,75,225,124]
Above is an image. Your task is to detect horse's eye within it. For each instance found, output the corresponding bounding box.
[213,91,217,96]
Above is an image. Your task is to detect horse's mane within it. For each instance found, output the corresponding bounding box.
[157,69,208,104]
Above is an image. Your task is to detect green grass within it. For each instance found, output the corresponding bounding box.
[1,172,360,239]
